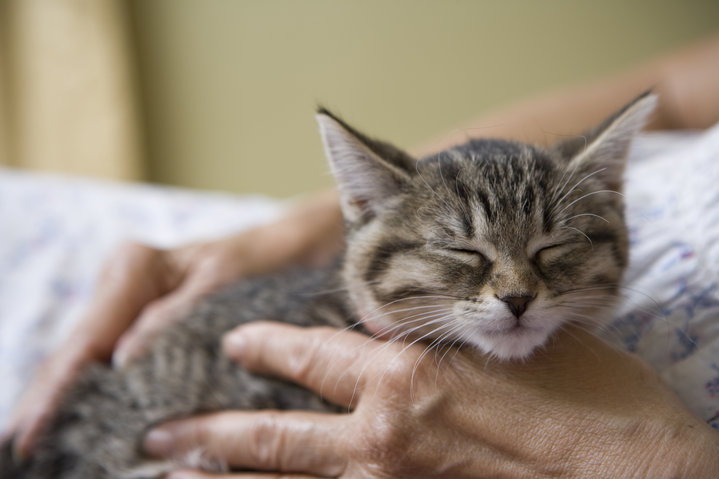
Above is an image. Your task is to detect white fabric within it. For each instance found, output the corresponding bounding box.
[0,123,718,432]
[610,125,719,429]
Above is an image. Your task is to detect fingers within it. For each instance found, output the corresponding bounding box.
[145,411,347,477]
[81,242,179,362]
[113,242,249,367]
[9,409,49,460]
[223,323,389,407]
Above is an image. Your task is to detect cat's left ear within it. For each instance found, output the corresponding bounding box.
[316,109,414,223]
[555,91,657,191]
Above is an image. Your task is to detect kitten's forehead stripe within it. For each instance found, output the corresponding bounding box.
[542,207,554,234]
[460,210,475,238]
[474,189,493,223]
[440,224,456,239]
[417,144,553,250]
[522,185,535,216]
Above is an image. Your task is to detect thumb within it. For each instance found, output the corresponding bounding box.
[112,248,242,367]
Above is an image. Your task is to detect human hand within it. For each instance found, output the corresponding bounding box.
[145,322,719,478]
[4,190,344,458]
[113,189,343,366]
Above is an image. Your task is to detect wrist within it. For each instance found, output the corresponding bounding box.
[49,335,101,372]
[273,188,344,268]
[576,415,719,478]
[194,189,343,281]
[640,420,719,479]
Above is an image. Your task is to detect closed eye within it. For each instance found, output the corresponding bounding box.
[536,244,564,254]
[449,247,482,255]
[446,247,488,264]
[534,243,572,266]
[427,240,489,264]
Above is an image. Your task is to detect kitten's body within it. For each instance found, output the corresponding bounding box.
[1,93,656,478]
[4,267,353,478]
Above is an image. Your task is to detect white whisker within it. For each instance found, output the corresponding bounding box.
[556,189,623,217]
[560,225,593,246]
[550,167,607,215]
[560,212,609,224]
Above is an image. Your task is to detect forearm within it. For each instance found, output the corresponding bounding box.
[662,424,719,479]
[413,33,719,155]
[571,388,719,479]
[268,188,344,268]
[215,188,344,272]
[606,418,719,479]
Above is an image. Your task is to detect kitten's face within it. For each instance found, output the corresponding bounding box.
[342,143,627,359]
[318,94,654,360]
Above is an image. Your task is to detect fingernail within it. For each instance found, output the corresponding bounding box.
[222,331,246,360]
[111,350,127,369]
[143,427,173,457]
[111,339,131,369]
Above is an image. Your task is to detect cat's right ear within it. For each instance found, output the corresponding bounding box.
[553,91,657,192]
[316,109,412,223]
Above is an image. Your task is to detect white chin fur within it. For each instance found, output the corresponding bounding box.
[470,326,554,360]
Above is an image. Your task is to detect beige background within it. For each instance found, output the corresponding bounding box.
[3,1,719,198]
[0,0,143,180]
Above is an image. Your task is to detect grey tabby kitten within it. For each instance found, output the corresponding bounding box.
[1,92,656,478]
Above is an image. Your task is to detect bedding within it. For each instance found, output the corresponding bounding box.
[1,123,718,431]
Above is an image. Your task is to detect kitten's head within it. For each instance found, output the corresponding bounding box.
[317,93,656,360]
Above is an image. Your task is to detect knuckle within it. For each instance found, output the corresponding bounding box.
[377,354,416,390]
[375,345,437,395]
[354,414,412,473]
[113,241,155,263]
[103,241,162,279]
[247,412,284,468]
[138,301,164,322]
[138,300,175,327]
[192,419,213,447]
[286,351,315,386]
[282,328,333,383]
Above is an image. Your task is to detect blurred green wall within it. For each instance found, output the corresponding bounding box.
[128,0,719,198]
